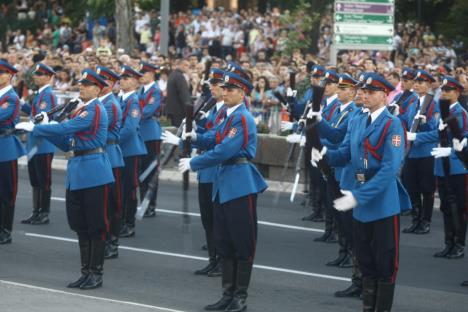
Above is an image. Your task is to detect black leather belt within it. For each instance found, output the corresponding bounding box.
[106,139,118,145]
[355,171,376,183]
[222,157,250,166]
[73,147,104,157]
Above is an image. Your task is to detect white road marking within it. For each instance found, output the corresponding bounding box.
[25,232,350,283]
[50,197,325,233]
[0,280,186,312]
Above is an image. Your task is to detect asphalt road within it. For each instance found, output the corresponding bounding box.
[1,168,468,312]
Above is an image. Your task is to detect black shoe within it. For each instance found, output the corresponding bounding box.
[204,296,233,311]
[67,274,89,288]
[433,244,453,258]
[402,221,419,233]
[201,244,208,251]
[334,284,362,298]
[118,224,135,238]
[21,212,39,224]
[302,212,317,221]
[446,244,464,259]
[314,232,330,242]
[79,273,103,290]
[30,212,49,225]
[143,207,156,218]
[195,261,217,275]
[311,213,324,222]
[0,230,12,244]
[225,297,247,312]
[326,253,347,267]
[325,232,338,243]
[339,254,353,268]
[207,262,222,277]
[413,221,430,234]
[461,280,468,287]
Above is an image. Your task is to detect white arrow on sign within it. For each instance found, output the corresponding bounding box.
[336,35,342,43]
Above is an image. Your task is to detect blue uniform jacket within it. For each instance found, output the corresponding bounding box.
[407,96,439,158]
[196,103,228,184]
[190,103,268,203]
[33,99,114,190]
[101,93,124,168]
[393,91,418,129]
[21,86,57,154]
[0,87,26,162]
[119,92,147,157]
[293,87,313,119]
[139,83,162,142]
[318,101,357,181]
[326,108,411,222]
[414,102,468,176]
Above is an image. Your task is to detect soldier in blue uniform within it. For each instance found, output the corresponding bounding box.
[16,69,114,289]
[118,66,147,238]
[403,70,439,234]
[97,66,124,259]
[178,71,268,312]
[0,60,26,244]
[389,68,418,126]
[163,68,228,277]
[20,63,57,225]
[312,73,411,311]
[314,69,342,243]
[138,61,162,218]
[418,76,468,259]
[310,73,358,268]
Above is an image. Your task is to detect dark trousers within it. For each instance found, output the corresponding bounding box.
[437,175,468,246]
[139,140,161,208]
[109,167,123,237]
[213,194,258,262]
[66,184,110,241]
[354,215,400,283]
[199,182,216,259]
[0,160,18,232]
[168,114,185,127]
[27,153,53,189]
[402,157,436,223]
[122,156,140,226]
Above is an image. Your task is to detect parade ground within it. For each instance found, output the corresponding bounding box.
[1,166,467,312]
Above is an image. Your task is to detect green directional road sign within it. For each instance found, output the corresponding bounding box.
[335,13,393,24]
[339,0,394,3]
[335,35,393,45]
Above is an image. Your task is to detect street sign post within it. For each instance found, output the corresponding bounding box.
[333,0,395,53]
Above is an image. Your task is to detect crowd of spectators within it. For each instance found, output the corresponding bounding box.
[1,1,467,133]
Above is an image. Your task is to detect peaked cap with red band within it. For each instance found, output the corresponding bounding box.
[33,63,56,76]
[401,67,416,80]
[0,60,18,74]
[96,66,120,82]
[209,68,225,84]
[362,73,395,93]
[78,69,108,89]
[226,62,250,81]
[414,69,435,83]
[338,73,358,87]
[310,65,325,78]
[120,65,143,78]
[139,61,159,73]
[323,70,339,83]
[221,72,253,94]
[441,76,464,92]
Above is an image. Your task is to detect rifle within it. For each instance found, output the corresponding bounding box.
[405,90,434,157]
[182,102,194,221]
[388,90,413,115]
[445,107,468,168]
[290,80,329,202]
[438,99,461,232]
[286,70,296,122]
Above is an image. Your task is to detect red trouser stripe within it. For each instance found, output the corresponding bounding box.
[391,215,399,283]
[247,195,256,263]
[102,185,109,241]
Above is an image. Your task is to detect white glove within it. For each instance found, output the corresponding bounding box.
[198,110,209,120]
[311,146,327,167]
[299,136,306,147]
[334,190,357,211]
[453,138,467,152]
[281,121,294,132]
[306,110,322,122]
[178,158,192,173]
[15,121,35,132]
[414,112,426,124]
[181,129,197,141]
[438,120,447,131]
[430,147,452,158]
[38,111,49,124]
[286,133,301,144]
[406,132,417,141]
[388,103,399,116]
[286,87,297,98]
[161,130,181,146]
